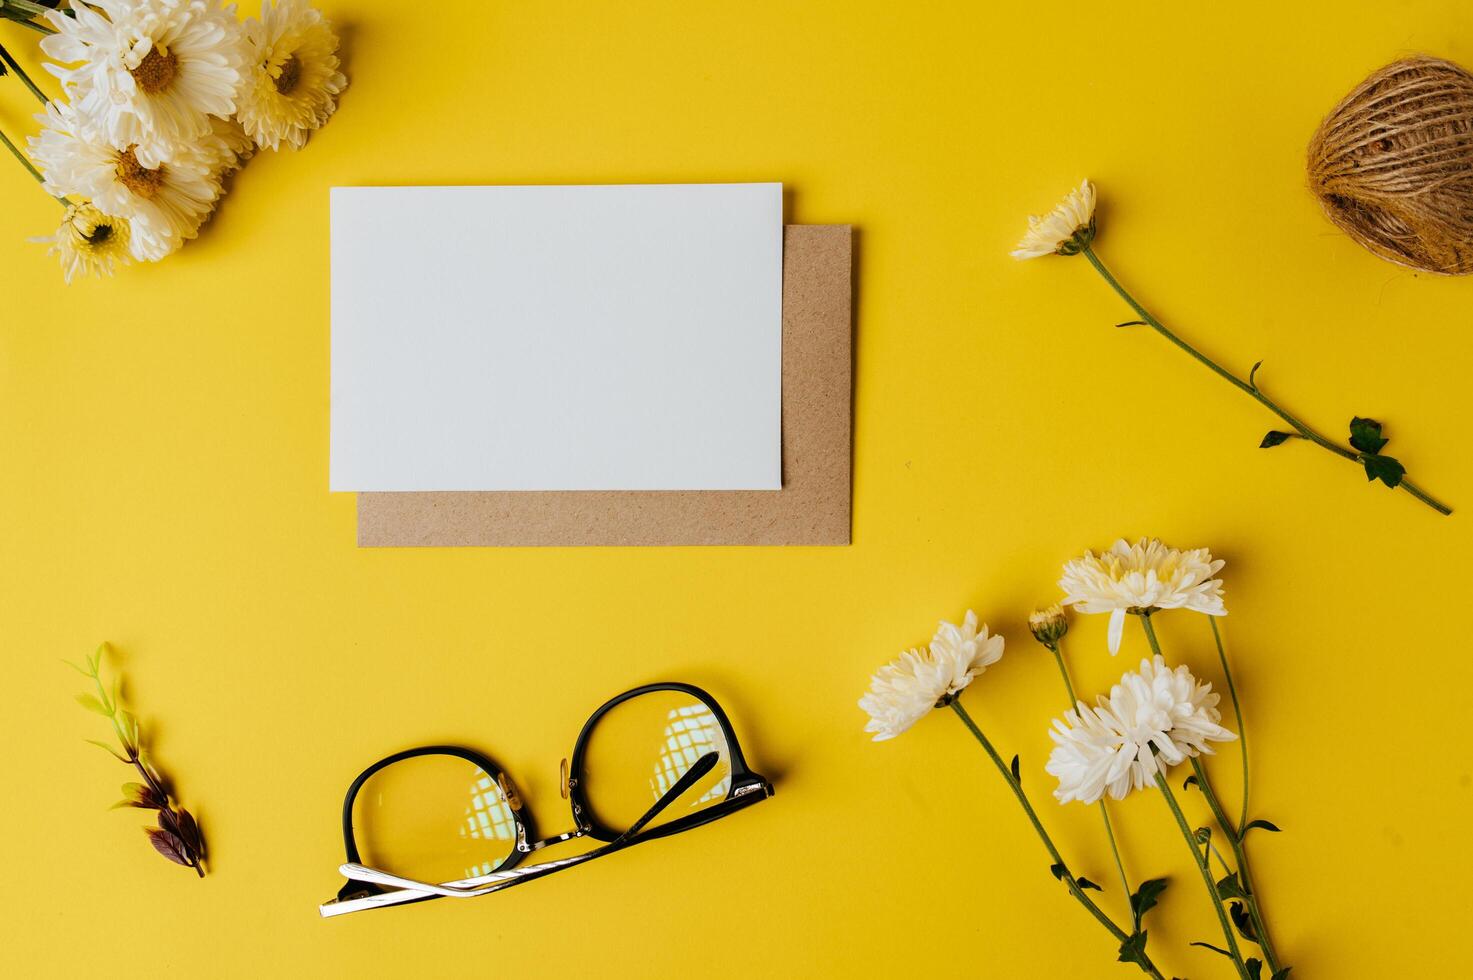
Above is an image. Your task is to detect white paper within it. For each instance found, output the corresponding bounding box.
[330,183,783,491]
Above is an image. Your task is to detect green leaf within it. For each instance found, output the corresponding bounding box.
[1076,876,1102,891]
[1049,862,1068,881]
[115,781,164,810]
[90,644,107,673]
[1010,754,1021,784]
[1246,958,1263,980]
[62,659,92,677]
[1215,871,1249,902]
[1249,360,1263,388]
[75,693,112,717]
[1191,941,1233,959]
[1349,416,1389,454]
[84,738,129,762]
[119,712,141,755]
[1129,878,1168,925]
[1116,931,1149,967]
[1230,901,1259,943]
[1361,453,1406,488]
[1259,430,1293,448]
[1242,819,1282,838]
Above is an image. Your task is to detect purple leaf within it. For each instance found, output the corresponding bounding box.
[145,827,193,867]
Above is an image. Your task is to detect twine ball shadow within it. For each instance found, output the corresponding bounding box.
[1308,55,1473,275]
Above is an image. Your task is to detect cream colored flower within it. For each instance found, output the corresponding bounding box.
[1059,538,1226,654]
[200,115,255,184]
[1011,179,1096,259]
[859,611,1005,741]
[41,0,246,169]
[1046,655,1236,805]
[32,202,133,283]
[236,0,346,151]
[28,101,218,261]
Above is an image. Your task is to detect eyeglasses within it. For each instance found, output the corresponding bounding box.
[320,682,773,917]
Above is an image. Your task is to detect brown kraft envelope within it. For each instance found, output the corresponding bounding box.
[355,224,853,547]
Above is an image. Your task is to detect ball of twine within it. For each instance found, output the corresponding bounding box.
[1307,54,1473,275]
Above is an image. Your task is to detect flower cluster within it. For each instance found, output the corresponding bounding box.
[22,0,346,282]
[860,538,1290,977]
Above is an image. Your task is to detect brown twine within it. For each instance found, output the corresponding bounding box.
[1307,54,1473,275]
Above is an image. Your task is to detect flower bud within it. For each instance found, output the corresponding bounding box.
[1028,604,1069,646]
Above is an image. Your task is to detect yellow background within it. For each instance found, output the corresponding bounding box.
[3,1,1472,976]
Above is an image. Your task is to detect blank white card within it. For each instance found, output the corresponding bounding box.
[330,183,783,491]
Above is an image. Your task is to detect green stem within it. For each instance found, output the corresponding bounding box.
[0,120,69,205]
[0,39,50,104]
[0,0,57,31]
[1137,610,1164,660]
[949,699,1165,980]
[1191,757,1281,975]
[1048,642,1134,912]
[1155,771,1252,979]
[1080,244,1452,516]
[1207,617,1249,832]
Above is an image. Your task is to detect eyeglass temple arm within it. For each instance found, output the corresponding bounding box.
[338,864,500,898]
[613,750,719,846]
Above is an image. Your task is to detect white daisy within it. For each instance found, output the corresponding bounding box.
[32,202,133,283]
[1059,538,1226,654]
[1046,655,1236,805]
[1011,179,1097,259]
[859,611,1005,741]
[236,0,346,151]
[41,0,246,169]
[28,101,218,261]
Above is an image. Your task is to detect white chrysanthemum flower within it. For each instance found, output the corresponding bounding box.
[200,114,255,183]
[236,0,346,151]
[1046,655,1236,805]
[28,101,218,261]
[41,0,246,169]
[859,611,1005,741]
[1059,538,1226,654]
[32,202,133,284]
[1011,179,1097,259]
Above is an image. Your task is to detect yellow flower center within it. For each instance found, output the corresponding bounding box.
[274,54,302,96]
[129,45,178,95]
[115,148,166,200]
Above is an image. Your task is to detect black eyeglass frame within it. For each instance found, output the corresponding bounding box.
[325,682,772,916]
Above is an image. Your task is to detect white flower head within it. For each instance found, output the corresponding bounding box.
[199,114,255,183]
[32,202,133,284]
[41,0,247,169]
[1059,538,1226,654]
[1011,179,1097,259]
[237,0,346,151]
[1046,655,1236,805]
[29,100,218,261]
[859,611,1005,741]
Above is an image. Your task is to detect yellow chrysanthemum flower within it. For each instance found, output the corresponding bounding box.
[237,0,347,151]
